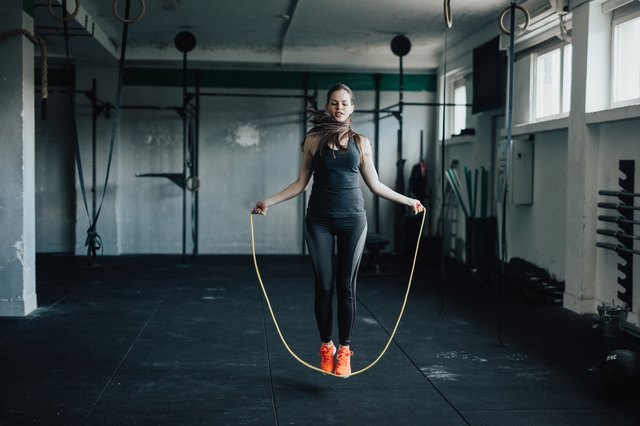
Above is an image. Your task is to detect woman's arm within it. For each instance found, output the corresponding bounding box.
[360,136,425,214]
[251,135,317,215]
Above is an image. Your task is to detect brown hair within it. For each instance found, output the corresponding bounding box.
[303,84,366,168]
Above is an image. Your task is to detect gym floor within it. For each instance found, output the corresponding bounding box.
[1,253,639,425]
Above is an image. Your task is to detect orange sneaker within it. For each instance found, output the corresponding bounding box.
[318,342,336,374]
[335,346,354,378]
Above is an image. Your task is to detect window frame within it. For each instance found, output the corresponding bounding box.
[610,9,640,108]
[451,78,467,137]
[531,41,572,122]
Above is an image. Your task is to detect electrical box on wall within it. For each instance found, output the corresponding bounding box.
[510,138,534,205]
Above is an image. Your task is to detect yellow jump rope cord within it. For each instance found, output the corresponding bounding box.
[250,209,426,377]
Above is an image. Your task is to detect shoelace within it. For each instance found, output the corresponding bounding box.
[319,345,334,359]
[336,349,353,365]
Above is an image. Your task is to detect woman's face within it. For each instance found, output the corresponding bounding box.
[325,89,354,123]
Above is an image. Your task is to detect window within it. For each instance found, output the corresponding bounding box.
[452,81,467,136]
[612,15,640,106]
[533,43,572,120]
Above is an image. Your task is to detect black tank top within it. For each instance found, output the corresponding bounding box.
[307,138,366,218]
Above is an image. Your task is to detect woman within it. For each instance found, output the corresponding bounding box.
[252,83,424,377]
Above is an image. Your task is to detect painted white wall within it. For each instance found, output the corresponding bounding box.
[506,131,568,280]
[435,0,640,328]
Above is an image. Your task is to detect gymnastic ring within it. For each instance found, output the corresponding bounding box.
[557,14,572,42]
[498,5,531,36]
[444,0,453,29]
[113,0,146,24]
[48,0,80,22]
[185,176,200,192]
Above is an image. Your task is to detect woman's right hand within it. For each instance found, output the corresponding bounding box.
[251,200,269,215]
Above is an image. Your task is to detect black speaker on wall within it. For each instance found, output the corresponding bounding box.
[472,36,507,114]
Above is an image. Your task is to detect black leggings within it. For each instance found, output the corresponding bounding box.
[304,214,367,347]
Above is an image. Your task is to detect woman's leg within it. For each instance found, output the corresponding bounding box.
[334,215,367,347]
[304,215,336,343]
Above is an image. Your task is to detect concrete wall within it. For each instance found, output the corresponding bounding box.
[48,67,435,255]
[73,67,119,256]
[35,85,75,253]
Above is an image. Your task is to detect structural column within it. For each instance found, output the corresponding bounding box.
[0,3,38,316]
[563,1,603,314]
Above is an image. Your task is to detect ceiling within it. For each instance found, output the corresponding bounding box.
[36,0,518,73]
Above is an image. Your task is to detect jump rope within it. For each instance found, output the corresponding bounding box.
[249,2,440,377]
[250,210,426,378]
